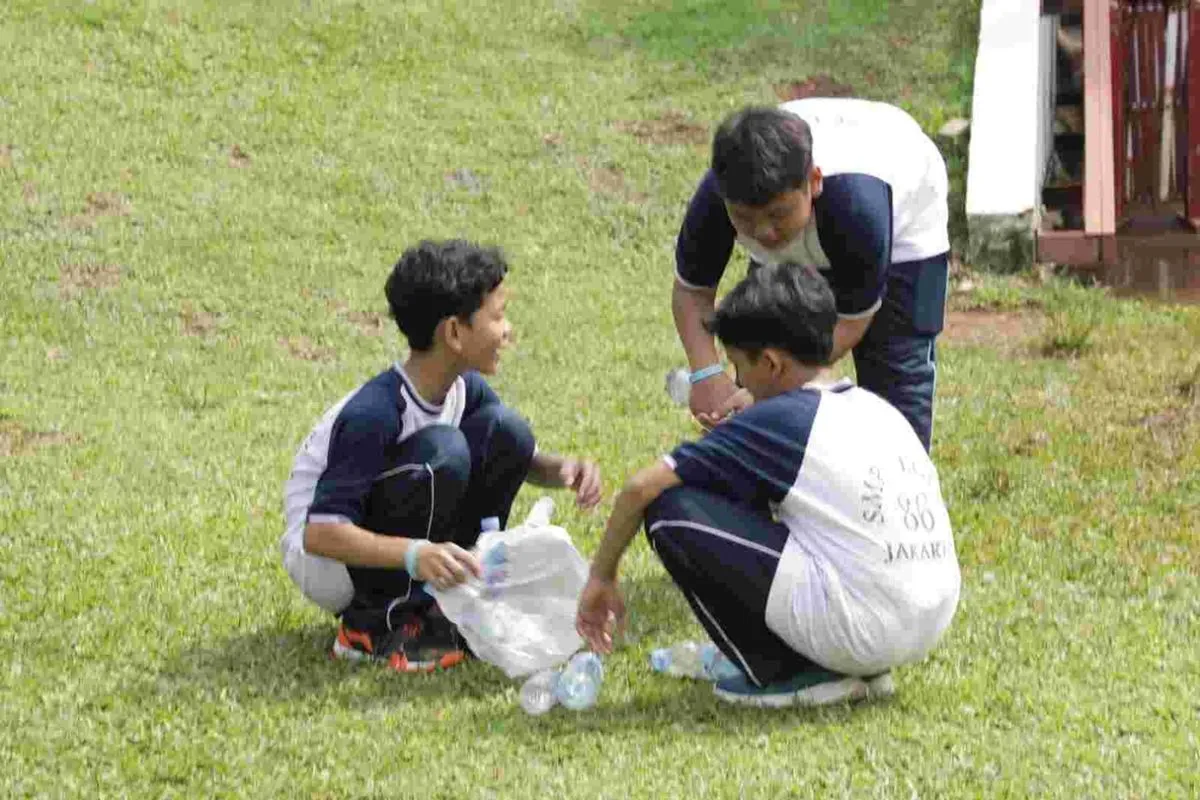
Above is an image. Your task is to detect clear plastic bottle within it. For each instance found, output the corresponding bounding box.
[649,640,705,677]
[649,641,741,681]
[554,651,604,711]
[665,367,691,407]
[702,645,742,682]
[519,668,560,715]
[480,516,501,534]
[481,538,507,600]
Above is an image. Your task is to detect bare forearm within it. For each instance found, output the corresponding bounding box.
[830,314,874,364]
[672,282,721,371]
[527,451,565,487]
[590,491,652,581]
[591,463,681,580]
[304,521,411,568]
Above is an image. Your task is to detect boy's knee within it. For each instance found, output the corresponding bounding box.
[474,404,536,462]
[645,485,702,533]
[401,424,471,483]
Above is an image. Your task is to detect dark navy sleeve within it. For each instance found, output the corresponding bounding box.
[462,371,502,417]
[667,390,821,511]
[813,174,893,316]
[309,396,400,526]
[675,170,737,289]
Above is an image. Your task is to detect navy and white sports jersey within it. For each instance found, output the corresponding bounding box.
[664,383,960,674]
[675,98,949,320]
[281,365,500,557]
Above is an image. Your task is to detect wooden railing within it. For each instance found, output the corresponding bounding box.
[1040,0,1198,264]
[1112,1,1196,228]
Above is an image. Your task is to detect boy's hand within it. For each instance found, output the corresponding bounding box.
[707,387,753,426]
[559,458,602,509]
[418,542,482,591]
[576,575,625,654]
[689,372,739,429]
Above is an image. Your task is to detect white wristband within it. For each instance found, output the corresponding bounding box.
[405,540,429,578]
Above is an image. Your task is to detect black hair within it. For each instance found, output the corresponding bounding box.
[704,262,835,366]
[385,240,507,351]
[711,106,813,206]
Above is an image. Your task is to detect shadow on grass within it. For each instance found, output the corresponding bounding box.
[146,570,901,735]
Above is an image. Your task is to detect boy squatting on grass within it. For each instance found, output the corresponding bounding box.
[673,98,950,452]
[281,240,602,672]
[577,263,961,708]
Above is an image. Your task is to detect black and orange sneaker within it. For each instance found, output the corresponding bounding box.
[331,610,468,673]
[331,623,383,663]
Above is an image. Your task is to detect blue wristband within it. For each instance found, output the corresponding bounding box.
[688,364,725,384]
[405,540,429,578]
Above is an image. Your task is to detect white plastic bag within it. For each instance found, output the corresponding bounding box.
[429,498,587,678]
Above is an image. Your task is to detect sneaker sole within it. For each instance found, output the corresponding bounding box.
[331,638,374,662]
[387,650,468,674]
[714,676,869,709]
[333,638,468,673]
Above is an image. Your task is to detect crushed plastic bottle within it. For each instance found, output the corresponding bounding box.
[649,641,742,682]
[554,651,604,711]
[665,367,691,407]
[519,668,560,715]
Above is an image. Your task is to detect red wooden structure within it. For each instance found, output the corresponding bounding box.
[1038,0,1200,267]
[1112,0,1197,226]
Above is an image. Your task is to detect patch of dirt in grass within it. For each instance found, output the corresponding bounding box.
[21,182,38,205]
[542,132,564,148]
[578,158,647,204]
[1010,429,1051,456]
[58,263,122,299]
[66,191,131,229]
[773,74,856,101]
[228,144,251,168]
[86,192,130,215]
[180,306,220,336]
[941,310,1042,349]
[279,336,334,362]
[344,310,388,337]
[0,419,79,457]
[613,111,708,146]
[0,144,13,170]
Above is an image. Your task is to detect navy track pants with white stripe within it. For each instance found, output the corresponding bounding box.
[645,485,820,687]
[344,404,534,629]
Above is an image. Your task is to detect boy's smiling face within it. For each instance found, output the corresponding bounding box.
[457,283,511,374]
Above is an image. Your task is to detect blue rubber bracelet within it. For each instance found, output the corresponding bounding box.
[688,364,725,384]
[405,540,429,578]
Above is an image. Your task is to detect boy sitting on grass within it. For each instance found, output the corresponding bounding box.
[577,262,960,707]
[282,240,602,672]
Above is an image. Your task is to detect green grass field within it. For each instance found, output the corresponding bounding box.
[2,1,1198,796]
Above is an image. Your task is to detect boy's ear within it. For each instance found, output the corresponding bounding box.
[438,316,465,355]
[809,166,823,199]
[762,348,787,379]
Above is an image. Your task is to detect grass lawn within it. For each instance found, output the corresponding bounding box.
[2,0,1198,796]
